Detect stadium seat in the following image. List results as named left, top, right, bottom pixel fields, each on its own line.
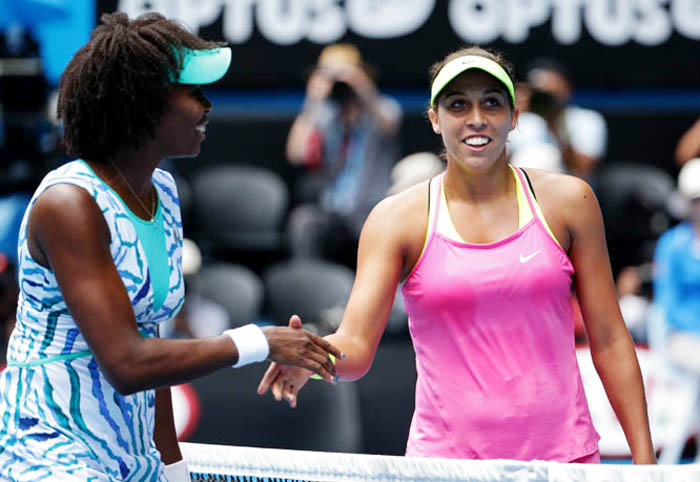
left=191, top=165, right=289, bottom=264
left=263, top=259, right=354, bottom=331
left=595, top=163, right=675, bottom=273
left=198, top=262, right=264, bottom=326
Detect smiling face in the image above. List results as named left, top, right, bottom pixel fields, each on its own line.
left=154, top=84, right=212, bottom=159
left=429, top=69, right=518, bottom=173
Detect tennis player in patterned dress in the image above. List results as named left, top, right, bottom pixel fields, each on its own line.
left=259, top=46, right=656, bottom=464
left=0, top=12, right=341, bottom=481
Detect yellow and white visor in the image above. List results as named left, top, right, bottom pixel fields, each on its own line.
left=430, top=55, right=515, bottom=107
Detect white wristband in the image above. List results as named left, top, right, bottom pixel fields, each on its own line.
left=224, top=324, right=270, bottom=368
left=163, top=459, right=189, bottom=481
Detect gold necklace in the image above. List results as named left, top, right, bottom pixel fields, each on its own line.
left=108, top=159, right=156, bottom=221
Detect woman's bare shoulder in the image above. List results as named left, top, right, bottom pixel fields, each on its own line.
left=31, top=183, right=104, bottom=228
left=370, top=180, right=429, bottom=225
left=523, top=168, right=595, bottom=205
left=523, top=167, right=601, bottom=242
left=359, top=180, right=432, bottom=277
left=29, top=183, right=110, bottom=260
left=363, top=179, right=431, bottom=244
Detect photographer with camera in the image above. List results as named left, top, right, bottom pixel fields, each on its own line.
left=509, top=58, right=607, bottom=181
left=285, top=43, right=402, bottom=267
left=526, top=58, right=607, bottom=180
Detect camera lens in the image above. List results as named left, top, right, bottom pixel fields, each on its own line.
left=330, top=81, right=355, bottom=103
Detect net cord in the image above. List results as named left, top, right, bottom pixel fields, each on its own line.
left=181, top=442, right=700, bottom=482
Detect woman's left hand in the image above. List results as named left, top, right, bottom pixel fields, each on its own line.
left=257, top=315, right=320, bottom=408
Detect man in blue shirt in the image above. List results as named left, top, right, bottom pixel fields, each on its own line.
left=654, top=158, right=700, bottom=342
left=653, top=157, right=700, bottom=464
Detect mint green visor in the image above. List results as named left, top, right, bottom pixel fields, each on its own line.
left=174, top=46, right=232, bottom=85
left=430, top=55, right=515, bottom=108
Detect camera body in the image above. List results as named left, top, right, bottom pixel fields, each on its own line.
left=329, top=80, right=356, bottom=104
left=528, top=88, right=563, bottom=122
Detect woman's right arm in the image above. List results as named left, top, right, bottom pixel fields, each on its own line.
left=28, top=184, right=341, bottom=395
left=258, top=185, right=428, bottom=407
left=285, top=70, right=333, bottom=165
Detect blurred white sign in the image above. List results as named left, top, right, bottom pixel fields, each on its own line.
left=118, top=0, right=700, bottom=46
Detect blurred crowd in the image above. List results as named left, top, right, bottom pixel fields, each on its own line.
left=2, top=31, right=700, bottom=461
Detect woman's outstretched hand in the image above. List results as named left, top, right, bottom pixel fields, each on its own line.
left=258, top=315, right=337, bottom=408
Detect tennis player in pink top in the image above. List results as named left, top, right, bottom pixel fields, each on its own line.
left=258, top=46, right=656, bottom=464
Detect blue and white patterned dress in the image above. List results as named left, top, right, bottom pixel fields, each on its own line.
left=0, top=160, right=185, bottom=481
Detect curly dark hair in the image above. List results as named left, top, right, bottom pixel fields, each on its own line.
left=428, top=45, right=515, bottom=111
left=57, top=11, right=225, bottom=161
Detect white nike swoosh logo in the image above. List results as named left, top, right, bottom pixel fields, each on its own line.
left=519, top=248, right=542, bottom=263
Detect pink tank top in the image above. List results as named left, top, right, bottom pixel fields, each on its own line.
left=401, top=167, right=599, bottom=461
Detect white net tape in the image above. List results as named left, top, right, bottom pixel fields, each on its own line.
left=181, top=442, right=700, bottom=482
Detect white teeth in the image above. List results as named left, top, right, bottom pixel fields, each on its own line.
left=466, top=136, right=489, bottom=146
left=195, top=125, right=206, bottom=133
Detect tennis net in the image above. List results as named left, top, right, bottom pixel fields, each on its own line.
left=181, top=442, right=699, bottom=481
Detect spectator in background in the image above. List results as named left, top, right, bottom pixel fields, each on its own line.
left=508, top=81, right=566, bottom=173
left=653, top=158, right=700, bottom=370
left=285, top=43, right=402, bottom=267
left=675, top=117, right=700, bottom=166
left=616, top=264, right=652, bottom=344
left=0, top=253, right=18, bottom=365
left=652, top=157, right=700, bottom=464
left=0, top=23, right=61, bottom=192
left=0, top=22, right=61, bottom=267
left=517, top=58, right=607, bottom=180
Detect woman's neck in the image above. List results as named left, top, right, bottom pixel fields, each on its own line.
left=444, top=159, right=513, bottom=203
left=107, top=146, right=161, bottom=195
left=84, top=156, right=158, bottom=221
